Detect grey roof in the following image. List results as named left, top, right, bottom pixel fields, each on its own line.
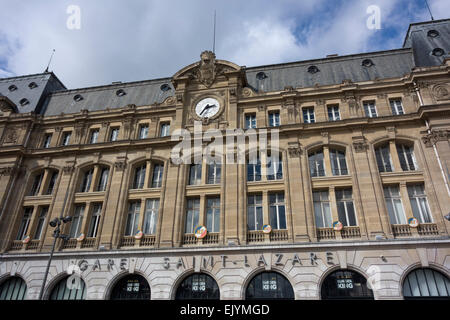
left=42, top=78, right=174, bottom=116
left=403, top=19, right=450, bottom=67
left=0, top=72, right=66, bottom=114
left=245, top=49, right=415, bottom=92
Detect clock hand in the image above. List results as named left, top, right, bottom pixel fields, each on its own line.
left=199, top=104, right=216, bottom=115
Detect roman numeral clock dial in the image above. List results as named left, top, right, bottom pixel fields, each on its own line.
left=195, top=98, right=220, bottom=119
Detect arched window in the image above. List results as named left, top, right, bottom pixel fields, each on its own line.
left=133, top=163, right=147, bottom=189
left=110, top=274, right=151, bottom=300
left=321, top=269, right=373, bottom=300
left=267, top=153, right=283, bottom=180
left=329, top=148, right=348, bottom=175
left=246, top=272, right=294, bottom=300
left=375, top=144, right=393, bottom=172
left=247, top=154, right=261, bottom=182
left=151, top=163, right=164, bottom=188
left=396, top=143, right=418, bottom=171
left=175, top=273, right=219, bottom=300
left=97, top=166, right=110, bottom=191
left=80, top=168, right=94, bottom=192
left=403, top=268, right=450, bottom=299
left=309, top=149, right=325, bottom=177
left=49, top=276, right=86, bottom=300
left=0, top=277, right=27, bottom=300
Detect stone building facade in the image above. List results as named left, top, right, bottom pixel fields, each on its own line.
left=0, top=19, right=449, bottom=300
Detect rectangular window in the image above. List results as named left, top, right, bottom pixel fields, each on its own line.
left=143, top=199, right=159, bottom=235
left=268, top=112, right=280, bottom=127
left=125, top=201, right=140, bottom=236
left=33, top=206, right=48, bottom=240
left=247, top=155, right=261, bottom=182
left=408, top=184, right=433, bottom=223
left=245, top=114, right=257, bottom=129
left=383, top=186, right=407, bottom=225
left=16, top=207, right=33, bottom=240
left=390, top=99, right=404, bottom=115
left=189, top=164, right=202, bottom=185
left=330, top=149, right=348, bottom=176
left=336, top=189, right=357, bottom=226
left=303, top=107, right=315, bottom=123
left=89, top=129, right=99, bottom=144
left=160, top=123, right=170, bottom=137
left=139, top=124, right=149, bottom=139
left=309, top=150, right=325, bottom=177
left=247, top=194, right=263, bottom=231
left=375, top=145, right=393, bottom=172
left=109, top=127, right=119, bottom=142
left=327, top=105, right=340, bottom=121
left=267, top=154, right=283, bottom=180
left=133, top=164, right=146, bottom=189
left=185, top=198, right=200, bottom=234
left=396, top=144, right=418, bottom=171
left=207, top=163, right=221, bottom=184
left=97, top=167, right=109, bottom=191
left=206, top=197, right=220, bottom=233
left=313, top=191, right=332, bottom=228
left=43, top=133, right=52, bottom=148
left=363, top=101, right=377, bottom=118
left=80, top=168, right=94, bottom=193
left=45, top=171, right=58, bottom=195
left=29, top=173, right=44, bottom=196
left=269, top=193, right=286, bottom=230
left=69, top=204, right=85, bottom=238
left=61, top=132, right=71, bottom=146
left=87, top=203, right=102, bottom=238
left=151, top=164, right=164, bottom=188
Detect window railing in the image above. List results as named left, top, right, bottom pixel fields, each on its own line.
left=247, top=231, right=265, bottom=243
left=183, top=233, right=197, bottom=245
left=9, top=240, right=23, bottom=251
left=26, top=240, right=40, bottom=250
left=140, top=235, right=156, bottom=247
left=317, top=228, right=336, bottom=240
left=392, top=224, right=412, bottom=237
left=269, top=229, right=289, bottom=241
left=62, top=239, right=77, bottom=249
left=417, top=223, right=439, bottom=236
left=341, top=226, right=361, bottom=239
left=81, top=237, right=96, bottom=249
left=203, top=233, right=219, bottom=244
left=120, top=236, right=136, bottom=247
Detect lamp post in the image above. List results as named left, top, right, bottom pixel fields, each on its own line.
left=38, top=216, right=72, bottom=300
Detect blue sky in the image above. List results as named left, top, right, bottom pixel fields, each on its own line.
left=0, top=0, right=448, bottom=88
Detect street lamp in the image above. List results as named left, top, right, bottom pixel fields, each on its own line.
left=38, top=216, right=72, bottom=300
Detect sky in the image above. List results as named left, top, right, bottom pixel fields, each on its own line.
left=0, top=0, right=448, bottom=89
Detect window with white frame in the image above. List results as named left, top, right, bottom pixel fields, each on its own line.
left=313, top=191, right=332, bottom=228
left=336, top=189, right=357, bottom=226
left=185, top=198, right=200, bottom=234
left=80, top=168, right=94, bottom=192
left=375, top=144, right=393, bottom=172
left=139, top=124, right=149, bottom=139
left=45, top=171, right=59, bottom=195
left=363, top=101, right=377, bottom=118
left=327, top=105, right=340, bottom=121
left=247, top=194, right=263, bottom=231
left=125, top=201, right=140, bottom=236
left=268, top=111, right=280, bottom=127
left=267, top=153, right=283, bottom=180
left=247, top=154, right=261, bottom=181
left=390, top=99, right=404, bottom=115
left=133, top=164, right=146, bottom=189
left=309, top=149, right=325, bottom=177
left=206, top=197, right=220, bottom=233
left=69, top=204, right=85, bottom=238
left=87, top=203, right=102, bottom=238
left=29, top=172, right=44, bottom=196
left=407, top=184, right=433, bottom=223
left=303, top=107, right=315, bottom=123
left=207, top=162, right=221, bottom=184
left=109, top=127, right=119, bottom=142
left=97, top=167, right=109, bottom=191
left=16, top=207, right=32, bottom=240
left=33, top=206, right=48, bottom=240
left=143, top=199, right=159, bottom=235
left=383, top=186, right=407, bottom=225
left=43, top=133, right=52, bottom=148
left=330, top=149, right=348, bottom=175
left=189, top=163, right=202, bottom=185
left=151, top=164, right=164, bottom=188
left=89, top=129, right=99, bottom=144
left=245, top=114, right=257, bottom=129
left=61, top=132, right=71, bottom=146
left=396, top=144, right=418, bottom=171
left=269, top=193, right=286, bottom=230
left=160, top=123, right=170, bottom=137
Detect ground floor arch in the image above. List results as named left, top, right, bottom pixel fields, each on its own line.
left=175, top=273, right=220, bottom=300
left=245, top=271, right=294, bottom=300
left=320, top=269, right=373, bottom=300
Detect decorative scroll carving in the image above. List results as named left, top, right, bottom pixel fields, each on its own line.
left=353, top=141, right=368, bottom=153
left=241, top=87, right=255, bottom=98
left=114, top=160, right=127, bottom=170
left=0, top=166, right=16, bottom=176
left=288, top=146, right=302, bottom=157
left=258, top=105, right=266, bottom=112
left=3, top=128, right=18, bottom=144
left=422, top=130, right=449, bottom=147
left=432, top=84, right=450, bottom=101
left=63, top=166, right=75, bottom=174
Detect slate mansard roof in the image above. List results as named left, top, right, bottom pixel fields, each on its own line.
left=0, top=19, right=448, bottom=117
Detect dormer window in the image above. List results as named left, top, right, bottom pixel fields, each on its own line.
left=256, top=72, right=268, bottom=80
left=73, top=94, right=83, bottom=102
left=19, top=98, right=29, bottom=106
left=116, top=89, right=126, bottom=97
left=160, top=84, right=171, bottom=92
left=431, top=48, right=445, bottom=57
left=28, top=82, right=38, bottom=89
left=427, top=30, right=439, bottom=38
left=362, top=59, right=374, bottom=67
left=8, top=85, right=18, bottom=92
left=307, top=66, right=319, bottom=74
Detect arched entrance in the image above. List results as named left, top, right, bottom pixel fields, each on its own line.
left=245, top=271, right=294, bottom=300
left=110, top=274, right=151, bottom=300
left=175, top=273, right=219, bottom=300
left=49, top=275, right=86, bottom=300
left=321, top=269, right=373, bottom=300
left=0, top=276, right=27, bottom=300
left=403, top=268, right=450, bottom=299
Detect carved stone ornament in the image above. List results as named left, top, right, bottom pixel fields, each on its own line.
left=422, top=130, right=449, bottom=147
left=432, top=84, right=450, bottom=101
left=288, top=146, right=302, bottom=157
left=3, top=128, right=18, bottom=144
left=0, top=96, right=18, bottom=113
left=241, top=87, right=255, bottom=98
left=192, top=51, right=218, bottom=88
left=0, top=166, right=16, bottom=176
left=114, top=161, right=127, bottom=170
left=353, top=141, right=368, bottom=153
left=63, top=166, right=75, bottom=174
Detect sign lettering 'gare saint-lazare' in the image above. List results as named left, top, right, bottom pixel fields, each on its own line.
left=67, top=252, right=337, bottom=273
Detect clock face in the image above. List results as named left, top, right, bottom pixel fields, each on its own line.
left=195, top=98, right=220, bottom=118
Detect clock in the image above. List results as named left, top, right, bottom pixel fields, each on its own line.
left=195, top=97, right=220, bottom=119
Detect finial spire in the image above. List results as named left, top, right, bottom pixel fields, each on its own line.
left=45, top=49, right=55, bottom=73
left=424, top=0, right=434, bottom=20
